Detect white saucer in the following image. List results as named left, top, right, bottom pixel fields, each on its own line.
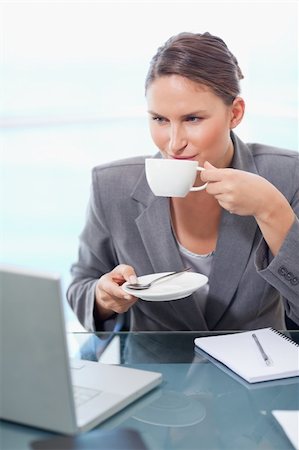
left=122, top=271, right=208, bottom=301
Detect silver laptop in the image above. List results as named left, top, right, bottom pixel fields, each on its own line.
left=0, top=265, right=162, bottom=435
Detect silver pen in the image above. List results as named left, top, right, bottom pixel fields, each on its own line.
left=252, top=333, right=272, bottom=366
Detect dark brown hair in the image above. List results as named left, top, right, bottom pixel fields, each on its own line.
left=145, top=32, right=244, bottom=105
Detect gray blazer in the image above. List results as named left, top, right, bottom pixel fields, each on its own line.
left=67, top=133, right=299, bottom=331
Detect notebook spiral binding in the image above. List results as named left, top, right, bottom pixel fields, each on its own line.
left=270, top=328, right=299, bottom=347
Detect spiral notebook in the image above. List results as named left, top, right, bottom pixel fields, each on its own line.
left=194, top=328, right=299, bottom=383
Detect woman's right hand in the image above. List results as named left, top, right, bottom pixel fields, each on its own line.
left=95, top=264, right=138, bottom=319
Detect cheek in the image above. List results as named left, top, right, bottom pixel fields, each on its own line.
left=192, top=120, right=230, bottom=148
left=149, top=124, right=167, bottom=147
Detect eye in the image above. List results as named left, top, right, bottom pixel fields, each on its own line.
left=151, top=116, right=168, bottom=124
left=185, top=116, right=202, bottom=123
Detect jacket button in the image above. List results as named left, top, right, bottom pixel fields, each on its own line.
left=286, top=272, right=294, bottom=281
left=278, top=266, right=288, bottom=276
left=291, top=277, right=299, bottom=286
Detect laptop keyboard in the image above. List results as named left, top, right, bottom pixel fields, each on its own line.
left=73, top=385, right=102, bottom=407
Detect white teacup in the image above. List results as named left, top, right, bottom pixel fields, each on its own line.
left=145, top=158, right=208, bottom=197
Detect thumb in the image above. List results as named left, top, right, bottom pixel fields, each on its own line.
left=112, top=264, right=138, bottom=284
left=203, top=161, right=216, bottom=169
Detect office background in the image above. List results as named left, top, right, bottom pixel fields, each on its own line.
left=1, top=1, right=298, bottom=330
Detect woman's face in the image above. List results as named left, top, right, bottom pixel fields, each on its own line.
left=146, top=75, right=242, bottom=168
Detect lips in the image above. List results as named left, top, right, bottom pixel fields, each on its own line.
left=171, top=155, right=197, bottom=160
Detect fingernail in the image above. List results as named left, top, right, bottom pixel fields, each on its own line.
left=124, top=295, right=132, bottom=300
left=129, top=275, right=137, bottom=284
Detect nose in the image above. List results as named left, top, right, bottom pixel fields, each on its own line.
left=168, top=123, right=187, bottom=155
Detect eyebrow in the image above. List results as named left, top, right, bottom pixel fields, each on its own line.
left=147, top=110, right=208, bottom=118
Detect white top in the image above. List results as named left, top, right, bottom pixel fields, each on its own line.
left=175, top=239, right=213, bottom=314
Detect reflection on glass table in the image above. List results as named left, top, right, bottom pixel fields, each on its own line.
left=1, top=331, right=298, bottom=450
left=73, top=331, right=299, bottom=450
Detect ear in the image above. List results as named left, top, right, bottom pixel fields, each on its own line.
left=229, top=96, right=245, bottom=129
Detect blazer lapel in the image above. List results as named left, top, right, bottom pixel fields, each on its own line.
left=131, top=170, right=184, bottom=274
left=205, top=133, right=260, bottom=329
left=205, top=211, right=258, bottom=329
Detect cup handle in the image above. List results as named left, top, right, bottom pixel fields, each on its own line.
left=190, top=167, right=208, bottom=192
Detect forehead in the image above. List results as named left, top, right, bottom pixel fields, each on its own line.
left=147, top=74, right=210, bottom=97
left=146, top=75, right=221, bottom=113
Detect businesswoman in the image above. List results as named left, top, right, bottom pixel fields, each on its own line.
left=67, top=32, right=299, bottom=332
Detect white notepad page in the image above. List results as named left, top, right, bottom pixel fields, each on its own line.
left=194, top=328, right=299, bottom=383
left=272, top=410, right=299, bottom=450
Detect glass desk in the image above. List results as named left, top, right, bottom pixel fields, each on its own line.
left=1, top=331, right=299, bottom=450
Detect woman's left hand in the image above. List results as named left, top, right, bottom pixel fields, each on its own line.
left=201, top=161, right=278, bottom=219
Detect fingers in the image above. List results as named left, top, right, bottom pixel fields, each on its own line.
left=203, top=160, right=215, bottom=170
left=111, top=264, right=138, bottom=285
left=200, top=162, right=240, bottom=214
left=96, top=264, right=138, bottom=315
left=100, top=275, right=130, bottom=300
left=200, top=161, right=237, bottom=197
left=101, top=264, right=137, bottom=300
left=201, top=163, right=265, bottom=216
left=201, top=162, right=233, bottom=184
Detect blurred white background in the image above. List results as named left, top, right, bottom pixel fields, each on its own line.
left=0, top=1, right=298, bottom=329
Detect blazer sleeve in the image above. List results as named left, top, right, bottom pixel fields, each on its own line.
left=66, top=168, right=118, bottom=331
left=255, top=164, right=299, bottom=325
